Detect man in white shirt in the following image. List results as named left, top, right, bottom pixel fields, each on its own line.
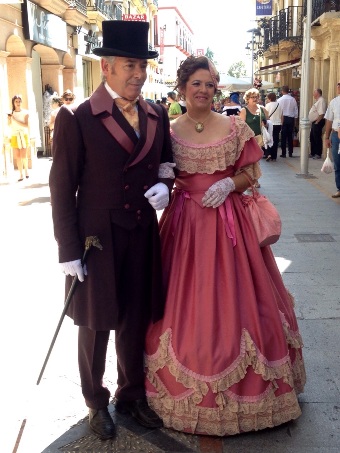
left=308, top=88, right=327, bottom=159
left=324, top=81, right=340, bottom=198
left=277, top=85, right=298, bottom=157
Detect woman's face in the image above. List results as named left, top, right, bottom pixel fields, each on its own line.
left=13, top=98, right=22, bottom=109
left=182, top=69, right=215, bottom=110
left=247, top=93, right=259, bottom=104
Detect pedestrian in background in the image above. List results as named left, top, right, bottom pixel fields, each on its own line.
left=308, top=88, right=327, bottom=159
left=324, top=81, right=340, bottom=198
left=49, top=96, right=63, bottom=137
left=160, top=96, right=169, bottom=111
left=8, top=94, right=30, bottom=181
left=265, top=92, right=282, bottom=162
left=49, top=20, right=174, bottom=440
left=239, top=88, right=269, bottom=187
left=61, top=89, right=75, bottom=105
left=277, top=85, right=298, bottom=158
left=222, top=92, right=241, bottom=116
left=167, top=91, right=182, bottom=120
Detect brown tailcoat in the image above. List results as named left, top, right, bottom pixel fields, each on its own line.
left=49, top=84, right=173, bottom=330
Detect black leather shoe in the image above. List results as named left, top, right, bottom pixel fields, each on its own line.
left=89, top=408, right=116, bottom=440
left=115, top=398, right=163, bottom=428
left=280, top=154, right=286, bottom=158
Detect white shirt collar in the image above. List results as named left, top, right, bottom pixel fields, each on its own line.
left=104, top=82, right=120, bottom=100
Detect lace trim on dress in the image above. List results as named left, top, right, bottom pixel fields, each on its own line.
left=145, top=325, right=306, bottom=436
left=146, top=387, right=302, bottom=436
left=171, top=116, right=255, bottom=174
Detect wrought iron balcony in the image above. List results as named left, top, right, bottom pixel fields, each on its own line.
left=259, top=6, right=303, bottom=52
left=67, top=0, right=87, bottom=15
left=304, top=0, right=340, bottom=23
left=87, top=0, right=122, bottom=20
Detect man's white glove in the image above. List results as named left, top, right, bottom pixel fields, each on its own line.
left=60, top=259, right=87, bottom=282
left=144, top=182, right=169, bottom=210
left=202, top=177, right=235, bottom=208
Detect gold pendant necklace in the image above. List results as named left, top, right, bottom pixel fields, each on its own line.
left=186, top=112, right=211, bottom=133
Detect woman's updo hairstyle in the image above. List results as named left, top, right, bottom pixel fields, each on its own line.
left=175, top=56, right=220, bottom=95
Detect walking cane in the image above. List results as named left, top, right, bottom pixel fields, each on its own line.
left=36, top=235, right=103, bottom=385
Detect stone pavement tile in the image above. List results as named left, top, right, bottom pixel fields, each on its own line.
left=220, top=402, right=340, bottom=452
left=298, top=319, right=340, bottom=404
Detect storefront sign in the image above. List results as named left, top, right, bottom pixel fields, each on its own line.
left=22, top=0, right=67, bottom=52
left=122, top=14, right=147, bottom=21
left=256, top=0, right=272, bottom=16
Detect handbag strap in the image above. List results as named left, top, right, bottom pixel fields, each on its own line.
left=269, top=103, right=279, bottom=118
left=241, top=170, right=259, bottom=198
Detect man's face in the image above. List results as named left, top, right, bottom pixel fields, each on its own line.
left=102, top=57, right=148, bottom=100
left=313, top=90, right=319, bottom=99
left=337, top=82, right=340, bottom=94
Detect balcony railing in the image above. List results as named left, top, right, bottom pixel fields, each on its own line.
left=304, top=0, right=340, bottom=23
left=261, top=6, right=303, bottom=52
left=87, top=0, right=122, bottom=20
left=68, top=0, right=87, bottom=15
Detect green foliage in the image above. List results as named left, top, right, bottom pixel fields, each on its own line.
left=205, top=47, right=218, bottom=67
left=227, top=61, right=247, bottom=78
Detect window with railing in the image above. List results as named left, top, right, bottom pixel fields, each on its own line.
left=259, top=6, right=303, bottom=51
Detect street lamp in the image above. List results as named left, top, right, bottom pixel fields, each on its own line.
left=298, top=0, right=312, bottom=176
left=247, top=28, right=261, bottom=85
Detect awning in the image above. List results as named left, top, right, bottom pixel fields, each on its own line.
left=255, top=62, right=300, bottom=76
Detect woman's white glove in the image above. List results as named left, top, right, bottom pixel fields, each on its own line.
left=202, top=177, right=235, bottom=208
left=144, top=182, right=169, bottom=210
left=60, top=259, right=87, bottom=282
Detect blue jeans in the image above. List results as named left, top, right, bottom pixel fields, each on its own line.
left=331, top=131, right=340, bottom=191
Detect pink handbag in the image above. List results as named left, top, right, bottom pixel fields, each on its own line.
left=241, top=178, right=282, bottom=247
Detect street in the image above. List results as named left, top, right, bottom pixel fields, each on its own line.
left=2, top=153, right=340, bottom=453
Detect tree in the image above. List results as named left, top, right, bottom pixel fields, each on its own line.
left=205, top=47, right=218, bottom=67
left=227, top=61, right=247, bottom=79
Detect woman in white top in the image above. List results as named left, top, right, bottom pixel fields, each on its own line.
left=8, top=95, right=30, bottom=181
left=265, top=92, right=283, bottom=161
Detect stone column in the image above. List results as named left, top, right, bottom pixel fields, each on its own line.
left=63, top=67, right=77, bottom=95
left=0, top=50, right=11, bottom=179
left=328, top=49, right=338, bottom=100
left=313, top=55, right=322, bottom=91
left=41, top=64, right=64, bottom=96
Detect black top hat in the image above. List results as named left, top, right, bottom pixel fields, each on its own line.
left=93, top=20, right=158, bottom=60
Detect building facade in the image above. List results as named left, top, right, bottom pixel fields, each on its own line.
left=0, top=0, right=162, bottom=176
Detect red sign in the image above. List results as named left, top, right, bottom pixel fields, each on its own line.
left=159, top=27, right=165, bottom=63
left=196, top=49, right=205, bottom=57
left=122, top=14, right=147, bottom=21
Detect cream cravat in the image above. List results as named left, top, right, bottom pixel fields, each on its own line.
left=115, top=98, right=139, bottom=132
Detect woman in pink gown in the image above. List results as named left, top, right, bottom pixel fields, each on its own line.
left=144, top=56, right=306, bottom=437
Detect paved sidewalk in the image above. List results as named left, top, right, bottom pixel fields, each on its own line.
left=4, top=151, right=340, bottom=453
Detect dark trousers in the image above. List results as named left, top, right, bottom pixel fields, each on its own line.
left=267, top=125, right=281, bottom=160
left=310, top=119, right=325, bottom=157
left=78, top=224, right=154, bottom=409
left=281, top=116, right=295, bottom=156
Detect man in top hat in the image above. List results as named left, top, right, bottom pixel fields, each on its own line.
left=49, top=20, right=174, bottom=440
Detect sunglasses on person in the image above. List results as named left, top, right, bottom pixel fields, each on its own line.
left=250, top=95, right=258, bottom=99
left=64, top=97, right=73, bottom=101
left=337, top=83, right=340, bottom=86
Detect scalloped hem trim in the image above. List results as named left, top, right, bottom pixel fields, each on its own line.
left=147, top=389, right=302, bottom=436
